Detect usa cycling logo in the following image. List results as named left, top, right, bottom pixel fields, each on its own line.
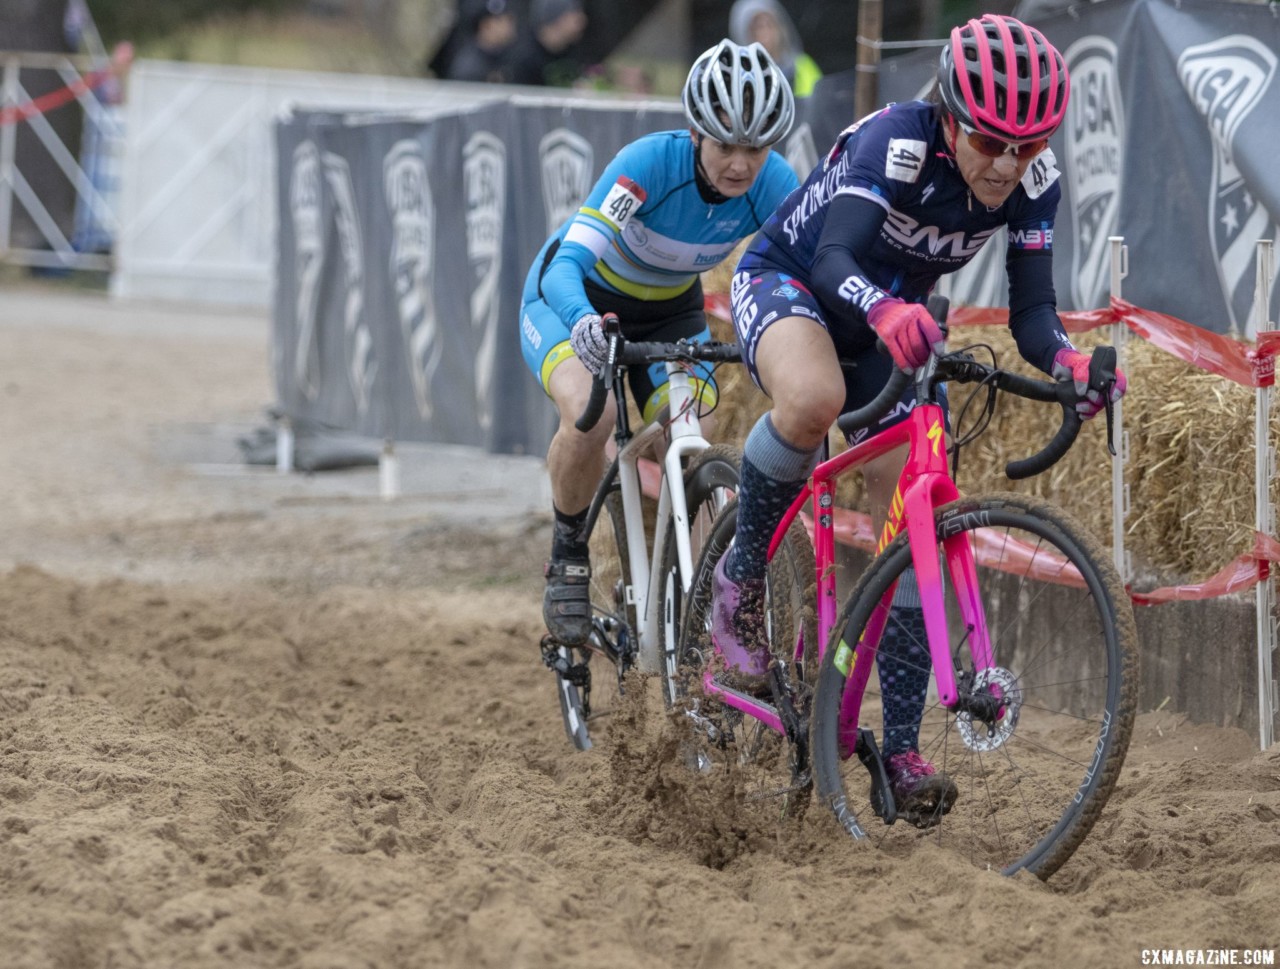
left=1064, top=36, right=1124, bottom=310
left=464, top=132, right=506, bottom=432
left=540, top=129, right=593, bottom=237
left=1178, top=36, right=1277, bottom=334
left=289, top=141, right=322, bottom=402
left=322, top=151, right=375, bottom=415
left=384, top=139, right=440, bottom=420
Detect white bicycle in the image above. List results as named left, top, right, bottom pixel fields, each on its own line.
left=540, top=313, right=741, bottom=750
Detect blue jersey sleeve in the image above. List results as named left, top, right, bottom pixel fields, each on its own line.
left=1004, top=170, right=1070, bottom=374
left=540, top=138, right=660, bottom=325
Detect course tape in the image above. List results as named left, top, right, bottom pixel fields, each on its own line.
left=0, top=43, right=133, bottom=127
left=683, top=291, right=1280, bottom=603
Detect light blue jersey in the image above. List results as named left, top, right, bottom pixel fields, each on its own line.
left=536, top=129, right=797, bottom=324
left=521, top=128, right=798, bottom=405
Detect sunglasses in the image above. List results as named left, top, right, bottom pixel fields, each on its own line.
left=952, top=118, right=1050, bottom=160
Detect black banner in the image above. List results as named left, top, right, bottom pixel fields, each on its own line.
left=877, top=0, right=1280, bottom=335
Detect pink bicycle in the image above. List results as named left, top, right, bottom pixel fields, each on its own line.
left=666, top=296, right=1139, bottom=879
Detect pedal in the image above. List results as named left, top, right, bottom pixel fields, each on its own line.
left=854, top=728, right=897, bottom=825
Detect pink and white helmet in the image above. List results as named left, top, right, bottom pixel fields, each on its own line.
left=937, top=14, right=1069, bottom=141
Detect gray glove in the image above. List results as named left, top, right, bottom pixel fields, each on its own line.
left=569, top=313, right=608, bottom=376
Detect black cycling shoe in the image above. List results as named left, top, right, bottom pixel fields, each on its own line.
left=543, top=557, right=592, bottom=646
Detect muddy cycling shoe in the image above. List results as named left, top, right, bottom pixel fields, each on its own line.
left=543, top=557, right=592, bottom=646
left=884, top=751, right=958, bottom=830
left=710, top=554, right=770, bottom=692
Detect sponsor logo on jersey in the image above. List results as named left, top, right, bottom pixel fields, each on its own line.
left=1065, top=37, right=1124, bottom=309
left=1178, top=36, right=1278, bottom=333
left=773, top=282, right=801, bottom=300
left=384, top=139, right=439, bottom=420
left=837, top=274, right=885, bottom=312
left=882, top=210, right=999, bottom=261
left=289, top=140, right=322, bottom=402
left=540, top=128, right=593, bottom=237
left=885, top=138, right=927, bottom=183
left=1008, top=226, right=1053, bottom=250
left=464, top=132, right=505, bottom=432
left=780, top=154, right=850, bottom=245
left=322, top=152, right=374, bottom=414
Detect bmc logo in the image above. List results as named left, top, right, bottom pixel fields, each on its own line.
left=1009, top=227, right=1052, bottom=249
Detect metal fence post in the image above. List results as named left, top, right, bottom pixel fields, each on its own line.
left=1108, top=236, right=1131, bottom=583
left=1254, top=238, right=1277, bottom=750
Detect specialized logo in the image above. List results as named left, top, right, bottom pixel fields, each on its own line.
left=780, top=153, right=849, bottom=245
left=322, top=152, right=375, bottom=414
left=882, top=209, right=999, bottom=262
left=783, top=121, right=818, bottom=182
left=1178, top=36, right=1278, bottom=333
left=289, top=140, right=323, bottom=402
left=1065, top=37, right=1124, bottom=309
left=540, top=128, right=593, bottom=237
left=885, top=138, right=927, bottom=183
left=464, top=131, right=505, bottom=433
left=384, top=139, right=439, bottom=421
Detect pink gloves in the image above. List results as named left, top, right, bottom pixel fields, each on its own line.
left=1052, top=348, right=1128, bottom=418
left=866, top=298, right=946, bottom=372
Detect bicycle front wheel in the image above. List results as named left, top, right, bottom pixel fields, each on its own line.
left=810, top=493, right=1138, bottom=878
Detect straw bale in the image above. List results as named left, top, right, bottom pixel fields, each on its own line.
left=700, top=261, right=1274, bottom=585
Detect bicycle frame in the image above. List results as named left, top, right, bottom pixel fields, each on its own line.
left=701, top=401, right=994, bottom=754
left=608, top=361, right=716, bottom=675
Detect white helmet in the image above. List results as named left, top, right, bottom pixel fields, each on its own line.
left=682, top=39, right=795, bottom=148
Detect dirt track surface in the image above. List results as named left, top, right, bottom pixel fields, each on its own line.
left=2, top=284, right=1278, bottom=969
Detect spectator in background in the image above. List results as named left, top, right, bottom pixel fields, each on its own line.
left=439, top=0, right=520, bottom=83
left=511, top=0, right=589, bottom=86
left=728, top=0, right=822, bottom=97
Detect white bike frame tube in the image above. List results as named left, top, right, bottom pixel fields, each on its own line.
left=613, top=362, right=714, bottom=674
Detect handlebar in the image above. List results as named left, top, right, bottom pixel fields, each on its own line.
left=574, top=312, right=743, bottom=433
left=835, top=295, right=1120, bottom=480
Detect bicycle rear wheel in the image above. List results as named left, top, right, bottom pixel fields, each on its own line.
left=667, top=496, right=817, bottom=814
left=810, top=493, right=1138, bottom=878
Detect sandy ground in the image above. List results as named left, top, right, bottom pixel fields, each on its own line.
left=1, top=282, right=1278, bottom=969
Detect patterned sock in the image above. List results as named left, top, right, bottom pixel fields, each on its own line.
left=877, top=603, right=932, bottom=757
left=724, top=414, right=820, bottom=584
left=551, top=505, right=589, bottom=560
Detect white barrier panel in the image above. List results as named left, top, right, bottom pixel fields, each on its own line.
left=110, top=60, right=506, bottom=306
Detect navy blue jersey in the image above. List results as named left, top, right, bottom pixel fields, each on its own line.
left=743, top=100, right=1070, bottom=373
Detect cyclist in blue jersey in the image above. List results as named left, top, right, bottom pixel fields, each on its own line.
left=714, top=14, right=1128, bottom=825
left=521, top=39, right=799, bottom=647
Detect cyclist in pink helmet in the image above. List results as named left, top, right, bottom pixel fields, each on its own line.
left=713, top=13, right=1125, bottom=827
left=938, top=13, right=1069, bottom=142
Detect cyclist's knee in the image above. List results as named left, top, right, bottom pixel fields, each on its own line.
left=769, top=376, right=844, bottom=448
